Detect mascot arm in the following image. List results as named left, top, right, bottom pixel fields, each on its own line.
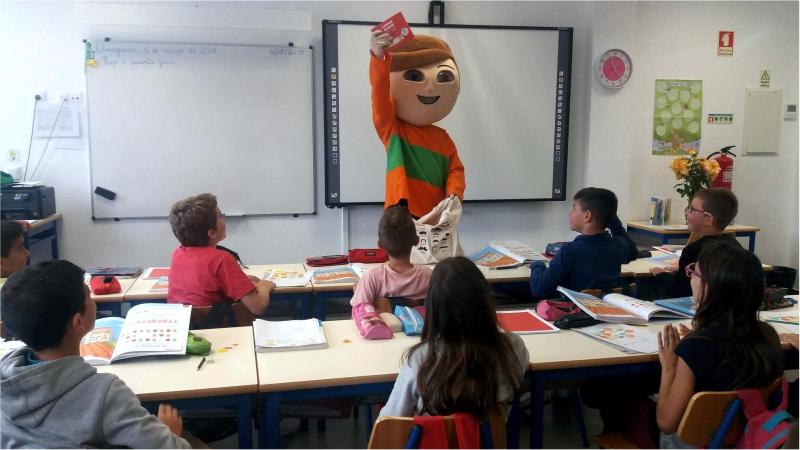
left=445, top=148, right=466, bottom=200
left=369, top=53, right=398, bottom=145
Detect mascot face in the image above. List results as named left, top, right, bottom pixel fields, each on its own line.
left=390, top=58, right=460, bottom=127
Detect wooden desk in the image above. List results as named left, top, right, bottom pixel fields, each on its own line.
left=523, top=306, right=798, bottom=448
left=256, top=320, right=419, bottom=448
left=124, top=264, right=313, bottom=318
left=91, top=275, right=137, bottom=317
left=22, top=213, right=62, bottom=264
left=622, top=250, right=774, bottom=278
left=97, top=326, right=257, bottom=449
left=627, top=221, right=760, bottom=252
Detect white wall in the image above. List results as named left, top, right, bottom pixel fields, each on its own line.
left=627, top=1, right=799, bottom=272
left=1, top=1, right=797, bottom=276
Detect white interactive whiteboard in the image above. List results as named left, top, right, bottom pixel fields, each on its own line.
left=87, top=42, right=314, bottom=219
left=322, top=22, right=573, bottom=207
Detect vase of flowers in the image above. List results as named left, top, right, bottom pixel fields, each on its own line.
left=670, top=150, right=721, bottom=222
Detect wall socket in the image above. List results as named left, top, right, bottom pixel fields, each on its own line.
left=59, top=92, right=84, bottom=103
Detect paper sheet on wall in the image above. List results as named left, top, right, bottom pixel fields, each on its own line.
left=652, top=80, right=702, bottom=155
left=34, top=102, right=80, bottom=138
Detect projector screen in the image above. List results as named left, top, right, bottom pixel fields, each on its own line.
left=322, top=21, right=573, bottom=207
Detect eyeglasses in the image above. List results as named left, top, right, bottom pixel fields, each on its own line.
left=685, top=263, right=703, bottom=279
left=688, top=204, right=711, bottom=216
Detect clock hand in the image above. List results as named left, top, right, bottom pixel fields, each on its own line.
left=611, top=58, right=621, bottom=77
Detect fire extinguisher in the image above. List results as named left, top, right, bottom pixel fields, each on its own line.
left=707, top=146, right=736, bottom=190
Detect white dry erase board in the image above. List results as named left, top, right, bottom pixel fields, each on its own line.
left=87, top=43, right=314, bottom=219
left=322, top=22, right=573, bottom=207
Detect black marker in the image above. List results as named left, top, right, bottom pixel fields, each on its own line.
left=196, top=357, right=206, bottom=371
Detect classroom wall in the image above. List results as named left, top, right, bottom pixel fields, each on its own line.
left=1, top=1, right=797, bottom=276
left=626, top=1, right=799, bottom=274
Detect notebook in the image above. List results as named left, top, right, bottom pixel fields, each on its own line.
left=79, top=304, right=191, bottom=365
left=142, top=267, right=170, bottom=279
left=149, top=276, right=169, bottom=293
left=471, top=240, right=548, bottom=270
left=85, top=266, right=143, bottom=278
left=574, top=323, right=660, bottom=354
left=311, top=267, right=360, bottom=284
left=253, top=318, right=328, bottom=352
left=496, top=310, right=559, bottom=334
left=262, top=269, right=313, bottom=288
left=557, top=287, right=693, bottom=325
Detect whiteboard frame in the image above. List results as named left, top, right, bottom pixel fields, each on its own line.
left=85, top=41, right=316, bottom=220
left=321, top=21, right=574, bottom=208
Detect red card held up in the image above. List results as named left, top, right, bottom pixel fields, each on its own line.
left=371, top=12, right=414, bottom=52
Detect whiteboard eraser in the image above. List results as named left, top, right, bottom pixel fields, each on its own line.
left=94, top=186, right=116, bottom=200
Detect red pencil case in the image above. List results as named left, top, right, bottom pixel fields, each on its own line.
left=89, top=276, right=121, bottom=295
left=305, top=255, right=349, bottom=267
left=348, top=249, right=388, bottom=264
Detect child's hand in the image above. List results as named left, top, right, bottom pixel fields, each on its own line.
left=258, top=280, right=276, bottom=292
left=370, top=30, right=392, bottom=59
left=247, top=275, right=261, bottom=284
left=658, top=324, right=680, bottom=371
left=677, top=323, right=692, bottom=337
left=15, top=220, right=31, bottom=232
left=157, top=404, right=183, bottom=436
left=780, top=333, right=800, bottom=350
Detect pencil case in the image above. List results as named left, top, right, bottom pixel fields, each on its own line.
left=89, top=276, right=121, bottom=295
left=394, top=305, right=424, bottom=335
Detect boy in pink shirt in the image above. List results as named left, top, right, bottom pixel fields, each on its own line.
left=167, top=193, right=275, bottom=315
left=351, top=205, right=432, bottom=339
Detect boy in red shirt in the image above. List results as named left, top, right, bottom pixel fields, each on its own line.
left=167, top=193, right=274, bottom=315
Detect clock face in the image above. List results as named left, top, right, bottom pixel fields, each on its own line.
left=595, top=49, right=632, bottom=88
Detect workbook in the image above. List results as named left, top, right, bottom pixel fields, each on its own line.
left=149, top=276, right=169, bottom=293
left=557, top=287, right=693, bottom=325
left=652, top=245, right=685, bottom=255
left=574, top=323, right=659, bottom=354
left=79, top=304, right=191, bottom=365
left=262, top=268, right=313, bottom=288
left=142, top=267, right=170, bottom=279
left=644, top=254, right=681, bottom=267
left=654, top=297, right=697, bottom=316
left=311, top=267, right=360, bottom=284
left=471, top=240, right=548, bottom=269
left=496, top=310, right=559, bottom=334
left=252, top=318, right=328, bottom=352
left=85, top=266, right=143, bottom=278
left=351, top=263, right=385, bottom=278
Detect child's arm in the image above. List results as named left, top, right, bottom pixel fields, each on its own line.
left=101, top=378, right=192, bottom=448
left=350, top=271, right=378, bottom=306
left=607, top=214, right=639, bottom=263
left=529, top=249, right=568, bottom=298
left=239, top=280, right=275, bottom=315
left=656, top=325, right=695, bottom=434
left=378, top=359, right=420, bottom=418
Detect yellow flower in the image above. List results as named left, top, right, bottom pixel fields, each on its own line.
left=703, top=160, right=721, bottom=181
left=689, top=150, right=697, bottom=156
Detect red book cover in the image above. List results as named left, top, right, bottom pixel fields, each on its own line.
left=371, top=12, right=414, bottom=52
left=497, top=311, right=559, bottom=335
left=144, top=268, right=170, bottom=279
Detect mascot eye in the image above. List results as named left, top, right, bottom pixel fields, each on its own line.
left=437, top=71, right=455, bottom=83
left=403, top=70, right=425, bottom=82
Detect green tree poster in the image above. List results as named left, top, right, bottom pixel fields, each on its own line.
left=652, top=80, right=702, bottom=155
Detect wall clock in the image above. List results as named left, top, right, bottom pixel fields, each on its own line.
left=595, top=49, right=632, bottom=88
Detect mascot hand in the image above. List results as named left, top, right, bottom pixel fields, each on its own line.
left=449, top=193, right=457, bottom=201
left=370, top=30, right=393, bottom=60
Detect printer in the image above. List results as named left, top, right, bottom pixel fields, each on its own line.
left=1, top=185, right=56, bottom=220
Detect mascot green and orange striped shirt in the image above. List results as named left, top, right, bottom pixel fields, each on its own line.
left=369, top=35, right=465, bottom=218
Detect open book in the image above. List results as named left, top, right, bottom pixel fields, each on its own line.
left=253, top=318, right=327, bottom=352
left=654, top=297, right=697, bottom=316
left=471, top=240, right=548, bottom=269
left=644, top=254, right=681, bottom=267
left=311, top=267, right=359, bottom=284
left=557, top=287, right=693, bottom=325
left=262, top=269, right=313, bottom=288
left=79, top=304, right=191, bottom=365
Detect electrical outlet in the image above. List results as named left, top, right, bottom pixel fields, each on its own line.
left=59, top=92, right=84, bottom=103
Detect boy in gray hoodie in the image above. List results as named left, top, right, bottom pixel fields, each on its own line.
left=0, top=260, right=192, bottom=448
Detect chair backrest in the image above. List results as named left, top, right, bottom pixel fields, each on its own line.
left=581, top=287, right=622, bottom=298
left=677, top=378, right=782, bottom=447
left=368, top=407, right=506, bottom=449
left=190, top=302, right=254, bottom=328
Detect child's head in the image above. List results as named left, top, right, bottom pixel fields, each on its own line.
left=377, top=205, right=418, bottom=260
left=570, top=188, right=617, bottom=233
left=688, top=188, right=738, bottom=233
left=409, top=256, right=523, bottom=419
left=1, top=220, right=30, bottom=278
left=690, top=242, right=782, bottom=389
left=169, top=193, right=226, bottom=247
left=1, top=260, right=96, bottom=351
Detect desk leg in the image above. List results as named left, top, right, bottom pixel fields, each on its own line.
left=662, top=235, right=669, bottom=246
left=300, top=293, right=311, bottom=320
left=530, top=372, right=545, bottom=449
left=238, top=394, right=253, bottom=449
left=260, top=394, right=281, bottom=449
left=747, top=232, right=756, bottom=252
left=316, top=293, right=326, bottom=321
left=507, top=397, right=520, bottom=449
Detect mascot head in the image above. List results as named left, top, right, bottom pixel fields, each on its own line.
left=389, top=35, right=460, bottom=127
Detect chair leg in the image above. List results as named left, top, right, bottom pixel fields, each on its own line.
left=365, top=405, right=374, bottom=442
left=571, top=388, right=589, bottom=447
